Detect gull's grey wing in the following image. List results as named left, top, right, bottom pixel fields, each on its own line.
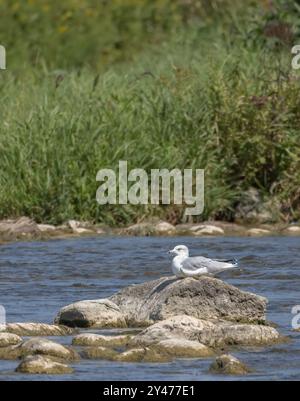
left=182, top=256, right=235, bottom=273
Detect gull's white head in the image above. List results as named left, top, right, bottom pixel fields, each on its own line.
left=168, top=245, right=189, bottom=257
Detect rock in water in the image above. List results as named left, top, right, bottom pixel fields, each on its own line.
left=4, top=322, right=74, bottom=336
left=209, top=354, right=251, bottom=375
left=0, top=333, right=22, bottom=347
left=110, top=276, right=267, bottom=326
left=55, top=299, right=126, bottom=328
left=16, top=355, right=73, bottom=375
left=55, top=276, right=267, bottom=328
left=114, top=347, right=171, bottom=363
left=130, top=315, right=281, bottom=348
left=19, top=338, right=79, bottom=361
left=72, top=333, right=130, bottom=347
left=152, top=339, right=214, bottom=358
left=0, top=332, right=23, bottom=360
left=54, top=276, right=283, bottom=361
left=80, top=347, right=117, bottom=360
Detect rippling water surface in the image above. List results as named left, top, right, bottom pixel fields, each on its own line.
left=0, top=235, right=300, bottom=381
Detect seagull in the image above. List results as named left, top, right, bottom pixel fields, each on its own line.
left=168, top=245, right=238, bottom=278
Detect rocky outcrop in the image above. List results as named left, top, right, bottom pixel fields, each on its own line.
left=4, top=323, right=74, bottom=336
left=110, top=276, right=267, bottom=326
left=54, top=275, right=283, bottom=365
left=209, top=354, right=251, bottom=375
left=16, top=355, right=73, bottom=375
left=72, top=333, right=130, bottom=347
left=130, top=315, right=281, bottom=348
left=55, top=299, right=127, bottom=328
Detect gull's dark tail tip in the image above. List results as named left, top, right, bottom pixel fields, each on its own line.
left=223, top=258, right=239, bottom=266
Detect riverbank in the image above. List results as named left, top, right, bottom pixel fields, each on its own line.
left=1, top=216, right=300, bottom=245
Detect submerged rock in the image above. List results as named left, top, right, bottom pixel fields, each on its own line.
left=110, top=276, right=268, bottom=326
left=55, top=299, right=126, bottom=328
left=72, top=333, right=130, bottom=347
left=209, top=354, right=251, bottom=375
left=0, top=333, right=22, bottom=347
left=16, top=355, right=73, bottom=375
left=114, top=347, right=171, bottom=363
left=5, top=323, right=74, bottom=337
left=153, top=339, right=214, bottom=358
left=80, top=346, right=117, bottom=360
left=130, top=315, right=281, bottom=348
left=19, top=338, right=79, bottom=361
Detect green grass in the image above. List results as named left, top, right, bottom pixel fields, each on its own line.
left=0, top=0, right=300, bottom=225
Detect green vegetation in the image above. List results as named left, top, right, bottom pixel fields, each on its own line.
left=0, top=0, right=300, bottom=225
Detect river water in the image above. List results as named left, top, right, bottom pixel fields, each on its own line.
left=0, top=235, right=299, bottom=381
